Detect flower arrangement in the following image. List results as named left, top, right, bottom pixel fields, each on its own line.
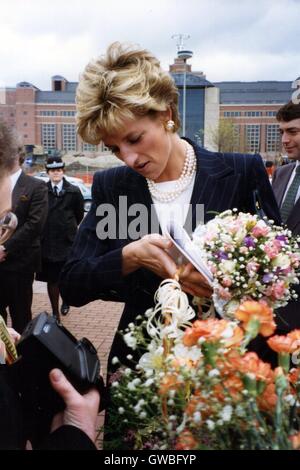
left=106, top=279, right=300, bottom=450
left=192, top=210, right=300, bottom=318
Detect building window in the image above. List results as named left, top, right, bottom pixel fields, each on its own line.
left=42, top=124, right=56, bottom=150
left=23, top=111, right=27, bottom=115
left=40, top=110, right=58, bottom=116
left=82, top=142, right=97, bottom=151
left=224, top=111, right=241, bottom=117
left=246, top=125, right=260, bottom=152
left=54, top=81, right=62, bottom=91
left=266, top=124, right=281, bottom=153
left=10, top=113, right=14, bottom=117
left=100, top=143, right=112, bottom=153
left=24, top=134, right=28, bottom=138
left=62, top=124, right=77, bottom=151
left=266, top=111, right=277, bottom=117
left=24, top=122, right=27, bottom=127
left=61, top=110, right=76, bottom=116
left=244, top=111, right=262, bottom=117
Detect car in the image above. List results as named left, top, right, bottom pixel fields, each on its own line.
left=33, top=174, right=92, bottom=212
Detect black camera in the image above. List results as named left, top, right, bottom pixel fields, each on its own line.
left=8, top=312, right=106, bottom=444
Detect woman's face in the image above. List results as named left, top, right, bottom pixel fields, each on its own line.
left=103, top=114, right=175, bottom=182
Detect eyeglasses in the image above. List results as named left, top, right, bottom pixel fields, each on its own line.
left=0, top=211, right=18, bottom=244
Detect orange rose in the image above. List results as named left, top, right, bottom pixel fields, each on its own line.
left=289, top=432, right=300, bottom=450
left=228, top=352, right=273, bottom=383
left=234, top=300, right=276, bottom=337
left=288, top=368, right=300, bottom=384
left=183, top=318, right=242, bottom=347
left=175, top=430, right=198, bottom=450
left=159, top=374, right=182, bottom=396
left=257, top=382, right=277, bottom=411
left=267, top=335, right=295, bottom=354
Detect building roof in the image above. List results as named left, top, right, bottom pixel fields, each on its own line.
left=16, top=81, right=39, bottom=90
left=51, top=75, right=67, bottom=80
left=172, top=72, right=214, bottom=88
left=214, top=81, right=293, bottom=104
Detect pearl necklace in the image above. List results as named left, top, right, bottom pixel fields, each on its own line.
left=146, top=142, right=197, bottom=202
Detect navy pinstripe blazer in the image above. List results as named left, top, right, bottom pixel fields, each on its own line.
left=59, top=139, right=280, bottom=364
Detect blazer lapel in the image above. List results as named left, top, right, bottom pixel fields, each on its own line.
left=184, top=141, right=238, bottom=233
left=114, top=169, right=161, bottom=240
left=274, top=164, right=295, bottom=206
left=12, top=172, right=27, bottom=212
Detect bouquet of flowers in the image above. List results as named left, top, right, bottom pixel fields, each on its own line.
left=192, top=210, right=300, bottom=318
left=107, top=279, right=300, bottom=450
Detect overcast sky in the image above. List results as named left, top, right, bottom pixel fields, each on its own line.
left=1, top=0, right=299, bottom=90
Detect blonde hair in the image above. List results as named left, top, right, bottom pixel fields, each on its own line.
left=76, top=42, right=180, bottom=144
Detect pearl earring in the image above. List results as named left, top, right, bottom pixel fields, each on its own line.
left=165, top=120, right=175, bottom=132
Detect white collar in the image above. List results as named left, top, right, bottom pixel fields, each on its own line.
left=10, top=169, right=22, bottom=190
left=51, top=180, right=63, bottom=192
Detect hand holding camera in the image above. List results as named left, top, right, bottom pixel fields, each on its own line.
left=6, top=312, right=105, bottom=445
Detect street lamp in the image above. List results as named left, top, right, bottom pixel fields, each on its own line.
left=171, top=34, right=193, bottom=137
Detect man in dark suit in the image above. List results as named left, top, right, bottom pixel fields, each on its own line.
left=0, top=151, right=48, bottom=333
left=272, top=101, right=300, bottom=332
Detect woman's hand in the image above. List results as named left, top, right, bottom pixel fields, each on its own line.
left=122, top=234, right=178, bottom=279
left=49, top=369, right=100, bottom=443
left=179, top=262, right=213, bottom=298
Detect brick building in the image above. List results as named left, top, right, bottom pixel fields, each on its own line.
left=0, top=60, right=294, bottom=161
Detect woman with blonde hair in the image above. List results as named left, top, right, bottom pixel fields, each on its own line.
left=60, top=42, right=280, bottom=370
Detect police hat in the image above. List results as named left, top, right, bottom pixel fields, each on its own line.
left=45, top=157, right=65, bottom=170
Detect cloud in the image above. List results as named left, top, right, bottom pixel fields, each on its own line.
left=0, top=0, right=299, bottom=88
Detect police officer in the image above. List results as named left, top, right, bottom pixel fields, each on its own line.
left=36, top=157, right=84, bottom=320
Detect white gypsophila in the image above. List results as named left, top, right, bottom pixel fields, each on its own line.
left=118, top=407, right=125, bottom=414
left=172, top=343, right=202, bottom=362
left=206, top=419, right=215, bottom=431
left=123, top=332, right=137, bottom=350
left=124, top=368, right=132, bottom=376
left=144, top=378, right=155, bottom=387
left=127, top=381, right=136, bottom=391
left=220, top=405, right=233, bottom=422
left=111, top=381, right=119, bottom=388
left=193, top=411, right=202, bottom=423
left=126, top=354, right=133, bottom=360
left=139, top=412, right=147, bottom=419
left=111, top=356, right=119, bottom=365
left=208, top=369, right=220, bottom=378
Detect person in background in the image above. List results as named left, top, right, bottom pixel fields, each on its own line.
left=0, top=120, right=99, bottom=450
left=0, top=126, right=48, bottom=333
left=59, top=42, right=281, bottom=374
left=36, top=157, right=84, bottom=321
left=265, top=160, right=275, bottom=179
left=272, top=101, right=300, bottom=333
